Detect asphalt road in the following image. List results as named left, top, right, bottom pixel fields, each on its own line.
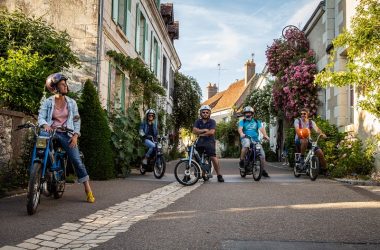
left=1, top=159, right=379, bottom=249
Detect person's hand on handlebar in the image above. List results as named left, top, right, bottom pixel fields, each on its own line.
left=43, top=124, right=53, bottom=133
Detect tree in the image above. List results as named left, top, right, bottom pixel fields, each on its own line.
left=171, top=72, right=202, bottom=148
left=315, top=0, right=380, bottom=118
left=244, top=81, right=274, bottom=124
left=78, top=80, right=115, bottom=180
left=0, top=10, right=79, bottom=114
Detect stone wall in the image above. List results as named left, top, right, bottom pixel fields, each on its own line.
left=0, top=110, right=27, bottom=169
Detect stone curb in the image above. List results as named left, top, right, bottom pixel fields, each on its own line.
left=334, top=178, right=380, bottom=187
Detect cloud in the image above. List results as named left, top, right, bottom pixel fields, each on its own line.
left=286, top=0, right=321, bottom=28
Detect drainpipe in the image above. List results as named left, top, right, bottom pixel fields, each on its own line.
left=95, top=0, right=104, bottom=88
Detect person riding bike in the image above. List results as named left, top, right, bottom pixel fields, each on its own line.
left=38, top=73, right=95, bottom=203
left=192, top=105, right=224, bottom=182
left=139, top=109, right=158, bottom=166
left=238, top=106, right=270, bottom=177
left=294, top=108, right=327, bottom=174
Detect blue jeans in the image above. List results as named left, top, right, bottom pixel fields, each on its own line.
left=54, top=132, right=89, bottom=183
left=144, top=139, right=155, bottom=158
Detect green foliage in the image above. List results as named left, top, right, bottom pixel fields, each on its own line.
left=284, top=117, right=377, bottom=178
left=315, top=0, right=380, bottom=118
left=172, top=72, right=202, bottom=132
left=0, top=10, right=79, bottom=114
left=216, top=117, right=240, bottom=158
left=244, top=81, right=274, bottom=123
left=0, top=47, right=47, bottom=114
left=109, top=102, right=145, bottom=176
left=106, top=50, right=165, bottom=108
left=78, top=80, right=115, bottom=180
left=262, top=141, right=277, bottom=162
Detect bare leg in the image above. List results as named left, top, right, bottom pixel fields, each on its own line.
left=300, top=139, right=308, bottom=155
left=211, top=156, right=221, bottom=175
left=83, top=180, right=92, bottom=193
left=240, top=147, right=248, bottom=160
left=315, top=149, right=327, bottom=170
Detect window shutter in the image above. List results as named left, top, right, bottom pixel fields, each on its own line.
left=135, top=5, right=141, bottom=53
left=112, top=0, right=118, bottom=22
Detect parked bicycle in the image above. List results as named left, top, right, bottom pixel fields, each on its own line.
left=240, top=135, right=263, bottom=181
left=17, top=122, right=76, bottom=215
left=174, top=137, right=214, bottom=186
left=140, top=136, right=166, bottom=179
left=293, top=134, right=323, bottom=181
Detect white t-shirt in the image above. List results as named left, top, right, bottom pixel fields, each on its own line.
left=294, top=118, right=317, bottom=140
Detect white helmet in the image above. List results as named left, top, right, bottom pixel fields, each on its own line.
left=145, top=109, right=156, bottom=117
left=243, top=106, right=254, bottom=114
left=199, top=105, right=211, bottom=113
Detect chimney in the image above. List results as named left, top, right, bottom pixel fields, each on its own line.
left=244, top=59, right=255, bottom=86
left=207, top=83, right=218, bottom=99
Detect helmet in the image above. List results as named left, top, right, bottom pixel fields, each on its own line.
left=199, top=105, right=211, bottom=113
left=145, top=109, right=156, bottom=118
left=243, top=106, right=254, bottom=114
left=45, top=73, right=68, bottom=93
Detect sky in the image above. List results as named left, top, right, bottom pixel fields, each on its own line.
left=169, top=0, right=321, bottom=101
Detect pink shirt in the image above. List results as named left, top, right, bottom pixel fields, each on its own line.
left=51, top=102, right=68, bottom=128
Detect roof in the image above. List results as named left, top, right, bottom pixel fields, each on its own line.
left=202, top=79, right=247, bottom=113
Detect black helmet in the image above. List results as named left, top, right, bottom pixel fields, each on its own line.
left=45, top=73, right=68, bottom=93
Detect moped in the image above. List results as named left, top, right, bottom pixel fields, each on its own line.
left=17, top=122, right=73, bottom=215
left=139, top=136, right=166, bottom=179
left=240, top=135, right=263, bottom=181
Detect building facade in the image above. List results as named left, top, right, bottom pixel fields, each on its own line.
left=0, top=0, right=181, bottom=114
left=303, top=0, right=380, bottom=168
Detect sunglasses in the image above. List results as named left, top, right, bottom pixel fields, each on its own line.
left=202, top=111, right=210, bottom=114
left=301, top=112, right=307, bottom=115
left=148, top=114, right=155, bottom=117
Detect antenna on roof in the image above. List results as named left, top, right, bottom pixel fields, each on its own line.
left=217, top=63, right=227, bottom=91
left=251, top=53, right=255, bottom=61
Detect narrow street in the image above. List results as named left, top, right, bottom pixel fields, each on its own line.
left=1, top=159, right=379, bottom=249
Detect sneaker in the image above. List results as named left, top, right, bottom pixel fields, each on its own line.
left=217, top=175, right=224, bottom=182
left=86, top=191, right=95, bottom=203
left=262, top=170, right=270, bottom=178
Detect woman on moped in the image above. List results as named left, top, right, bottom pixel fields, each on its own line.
left=139, top=109, right=158, bottom=166
left=38, top=73, right=95, bottom=203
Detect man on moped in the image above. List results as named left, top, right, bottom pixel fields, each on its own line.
left=139, top=109, right=158, bottom=166
left=238, top=106, right=270, bottom=177
left=192, top=105, right=224, bottom=182
left=294, top=108, right=327, bottom=174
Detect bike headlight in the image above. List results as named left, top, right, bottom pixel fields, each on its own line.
left=36, top=137, right=48, bottom=148
left=157, top=143, right=162, bottom=149
left=256, top=145, right=261, bottom=150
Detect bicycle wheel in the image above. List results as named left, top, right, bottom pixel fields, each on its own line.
left=252, top=158, right=262, bottom=181
left=174, top=159, right=200, bottom=186
left=309, top=156, right=319, bottom=181
left=27, top=162, right=42, bottom=215
left=154, top=156, right=166, bottom=179
left=53, top=157, right=67, bottom=199
left=293, top=164, right=301, bottom=177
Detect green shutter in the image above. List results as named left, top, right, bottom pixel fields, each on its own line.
left=107, top=62, right=112, bottom=112
left=126, top=0, right=132, bottom=38
left=112, top=0, right=118, bottom=22
left=121, top=74, right=126, bottom=113
left=135, top=5, right=140, bottom=53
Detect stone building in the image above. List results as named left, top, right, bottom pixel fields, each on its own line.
left=303, top=0, right=380, bottom=168
left=0, top=0, right=181, bottom=114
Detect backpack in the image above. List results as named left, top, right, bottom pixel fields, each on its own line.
left=297, top=118, right=313, bottom=130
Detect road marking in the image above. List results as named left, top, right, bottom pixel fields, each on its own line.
left=0, top=182, right=201, bottom=250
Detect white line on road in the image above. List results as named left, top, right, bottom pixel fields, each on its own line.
left=1, top=182, right=201, bottom=250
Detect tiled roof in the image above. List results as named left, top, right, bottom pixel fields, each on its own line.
left=202, top=79, right=247, bottom=112
left=203, top=90, right=225, bottom=108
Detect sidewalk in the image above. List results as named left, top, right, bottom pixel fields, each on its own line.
left=267, top=161, right=380, bottom=187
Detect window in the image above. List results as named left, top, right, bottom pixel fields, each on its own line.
left=112, top=0, right=132, bottom=35
left=162, top=55, right=167, bottom=89
left=107, top=62, right=126, bottom=113
left=349, top=85, right=354, bottom=123
left=135, top=7, right=148, bottom=58
left=152, top=38, right=158, bottom=75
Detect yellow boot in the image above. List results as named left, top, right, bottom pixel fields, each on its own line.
left=86, top=191, right=95, bottom=203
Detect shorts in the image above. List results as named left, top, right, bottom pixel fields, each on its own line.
left=196, top=141, right=216, bottom=157
left=241, top=138, right=265, bottom=158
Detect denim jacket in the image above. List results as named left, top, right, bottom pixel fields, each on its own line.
left=139, top=121, right=158, bottom=140
left=38, top=95, right=81, bottom=136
